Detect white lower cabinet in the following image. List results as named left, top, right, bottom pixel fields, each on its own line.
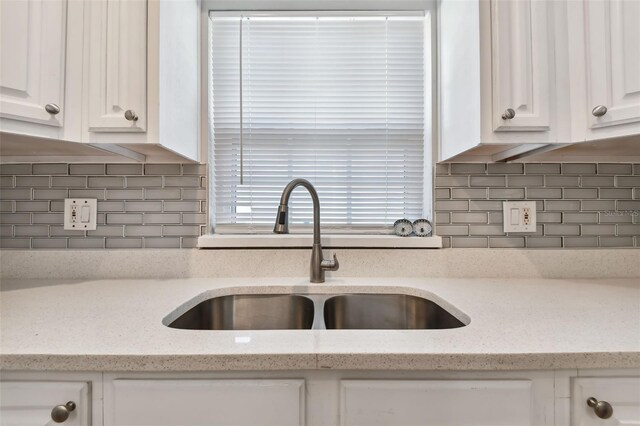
left=340, top=380, right=534, bottom=426
left=572, top=377, right=640, bottom=425
left=105, top=379, right=305, bottom=426
left=0, top=381, right=91, bottom=426
left=2, top=370, right=638, bottom=426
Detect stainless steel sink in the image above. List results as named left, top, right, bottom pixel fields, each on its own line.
left=167, top=292, right=467, bottom=331
left=323, top=294, right=465, bottom=330
left=168, top=294, right=315, bottom=330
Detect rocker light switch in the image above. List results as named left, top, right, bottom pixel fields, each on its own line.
left=64, top=199, right=97, bottom=230
left=503, top=201, right=536, bottom=233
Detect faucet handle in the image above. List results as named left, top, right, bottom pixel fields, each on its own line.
left=321, top=253, right=340, bottom=272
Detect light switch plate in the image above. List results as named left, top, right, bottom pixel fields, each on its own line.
left=503, top=201, right=536, bottom=233
left=64, top=199, right=97, bottom=230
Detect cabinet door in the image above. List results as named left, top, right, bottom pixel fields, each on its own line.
left=584, top=0, right=640, bottom=131
left=491, top=0, right=551, bottom=132
left=0, top=0, right=66, bottom=127
left=0, top=381, right=90, bottom=426
left=86, top=0, right=146, bottom=132
left=106, top=379, right=304, bottom=426
left=572, top=377, right=640, bottom=425
left=340, top=380, right=533, bottom=426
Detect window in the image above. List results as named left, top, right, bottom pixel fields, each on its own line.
left=209, top=11, right=431, bottom=234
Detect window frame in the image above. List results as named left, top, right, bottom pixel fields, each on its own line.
left=199, top=0, right=438, bottom=247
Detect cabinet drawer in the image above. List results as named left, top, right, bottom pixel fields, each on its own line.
left=340, top=380, right=533, bottom=426
left=572, top=377, right=640, bottom=425
left=0, top=381, right=90, bottom=426
left=105, top=379, right=305, bottom=426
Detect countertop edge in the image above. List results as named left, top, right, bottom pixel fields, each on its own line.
left=2, top=352, right=639, bottom=372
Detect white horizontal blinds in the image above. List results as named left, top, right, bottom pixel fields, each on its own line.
left=210, top=17, right=241, bottom=227
left=210, top=14, right=425, bottom=231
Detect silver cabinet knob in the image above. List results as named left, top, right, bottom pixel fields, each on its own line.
left=45, top=103, right=61, bottom=115
left=124, top=110, right=138, bottom=121
left=586, top=397, right=613, bottom=419
left=592, top=105, right=608, bottom=117
left=502, top=108, right=516, bottom=120
left=51, top=401, right=76, bottom=423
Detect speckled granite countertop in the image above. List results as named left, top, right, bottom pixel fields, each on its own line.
left=1, top=277, right=639, bottom=371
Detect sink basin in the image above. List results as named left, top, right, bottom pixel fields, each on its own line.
left=323, top=294, right=465, bottom=329
left=168, top=294, right=315, bottom=330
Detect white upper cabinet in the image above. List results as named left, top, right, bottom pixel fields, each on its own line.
left=491, top=0, right=550, bottom=132
left=439, top=0, right=564, bottom=162
left=566, top=0, right=640, bottom=142
left=583, top=0, right=640, bottom=133
left=440, top=0, right=640, bottom=162
left=0, top=0, right=199, bottom=162
left=0, top=0, right=67, bottom=127
left=86, top=0, right=147, bottom=133
left=82, top=0, right=199, bottom=161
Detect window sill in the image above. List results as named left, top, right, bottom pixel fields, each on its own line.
left=197, top=234, right=442, bottom=249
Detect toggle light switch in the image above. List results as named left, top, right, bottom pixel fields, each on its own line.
left=81, top=205, right=91, bottom=222
left=510, top=208, right=520, bottom=225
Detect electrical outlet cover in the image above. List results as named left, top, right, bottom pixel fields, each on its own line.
left=503, top=201, right=537, bottom=233
left=64, top=199, right=98, bottom=230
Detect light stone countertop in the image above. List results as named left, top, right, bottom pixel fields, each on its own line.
left=1, top=277, right=639, bottom=372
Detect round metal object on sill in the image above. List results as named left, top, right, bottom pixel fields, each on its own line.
left=124, top=109, right=139, bottom=121
left=412, top=219, right=433, bottom=237
left=501, top=108, right=516, bottom=120
left=45, top=103, right=61, bottom=115
left=393, top=219, right=414, bottom=237
left=586, top=397, right=613, bottom=419
left=51, top=401, right=76, bottom=423
left=591, top=105, right=608, bottom=117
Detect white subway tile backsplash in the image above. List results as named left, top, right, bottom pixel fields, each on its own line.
left=15, top=201, right=50, bottom=212
left=145, top=188, right=181, bottom=200
left=436, top=162, right=638, bottom=248
left=164, top=176, right=201, bottom=187
left=69, top=164, right=105, bottom=175
left=563, top=236, right=599, bottom=248
left=0, top=161, right=637, bottom=250
left=105, top=238, right=143, bottom=249
left=15, top=176, right=49, bottom=187
left=597, top=163, right=633, bottom=175
left=33, top=189, right=67, bottom=200
left=32, top=163, right=67, bottom=175
left=88, top=176, right=125, bottom=188
left=145, top=164, right=181, bottom=175
left=106, top=164, right=143, bottom=175
left=124, top=201, right=163, bottom=212
left=1, top=189, right=32, bottom=200
left=470, top=176, right=505, bottom=187
left=124, top=225, right=163, bottom=237
left=126, top=176, right=163, bottom=187
left=163, top=225, right=201, bottom=237
left=51, top=176, right=87, bottom=187
left=525, top=163, right=560, bottom=174
left=487, top=163, right=523, bottom=174
left=563, top=212, right=598, bottom=224
left=562, top=163, right=597, bottom=174
left=0, top=164, right=31, bottom=175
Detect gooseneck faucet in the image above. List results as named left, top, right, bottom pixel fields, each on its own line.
left=274, top=178, right=339, bottom=283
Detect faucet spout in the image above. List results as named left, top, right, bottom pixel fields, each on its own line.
left=273, top=178, right=339, bottom=283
